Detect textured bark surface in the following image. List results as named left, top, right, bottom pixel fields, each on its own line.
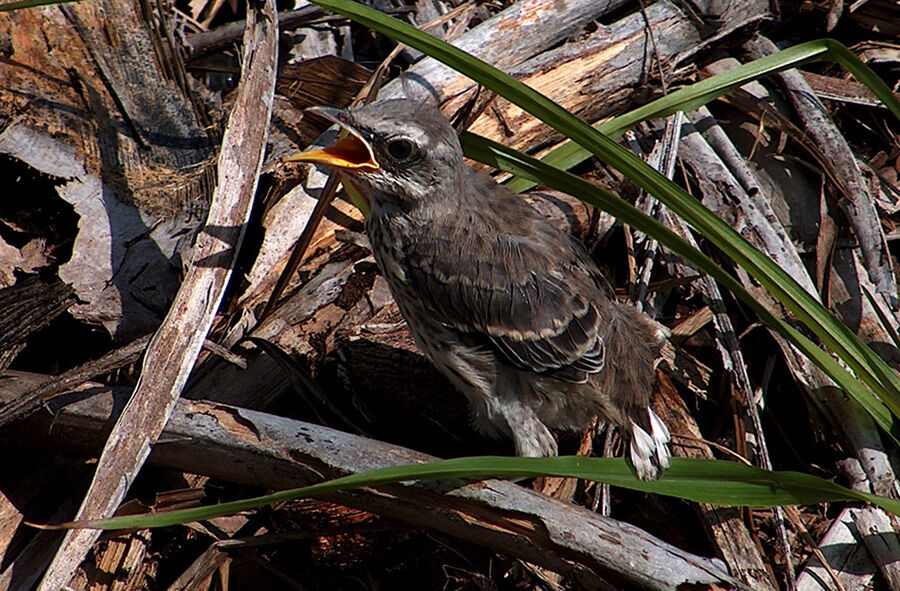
left=1, top=0, right=899, bottom=589
left=2, top=380, right=743, bottom=591
left=0, top=0, right=217, bottom=340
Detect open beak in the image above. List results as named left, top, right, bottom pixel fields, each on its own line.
left=285, top=106, right=379, bottom=171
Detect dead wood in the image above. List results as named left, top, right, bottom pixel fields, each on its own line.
left=275, top=56, right=373, bottom=147
left=656, top=377, right=778, bottom=591
left=0, top=0, right=217, bottom=341
left=34, top=1, right=279, bottom=588
left=165, top=545, right=230, bottom=591
left=638, top=116, right=781, bottom=590
left=689, top=38, right=900, bottom=505
left=797, top=507, right=879, bottom=591
left=378, top=0, right=636, bottom=105
left=852, top=507, right=900, bottom=588
left=442, top=0, right=768, bottom=156
left=745, top=35, right=898, bottom=307
left=2, top=0, right=900, bottom=588
left=3, top=381, right=744, bottom=591
left=673, top=42, right=900, bottom=591
left=185, top=5, right=328, bottom=62
left=0, top=333, right=150, bottom=427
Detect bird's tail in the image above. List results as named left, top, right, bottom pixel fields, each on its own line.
left=628, top=407, right=671, bottom=480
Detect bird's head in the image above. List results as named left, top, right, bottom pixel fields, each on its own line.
left=287, top=99, right=465, bottom=210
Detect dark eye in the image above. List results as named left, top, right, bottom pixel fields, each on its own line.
left=386, top=138, right=415, bottom=161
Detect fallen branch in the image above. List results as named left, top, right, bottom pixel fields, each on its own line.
left=10, top=382, right=743, bottom=591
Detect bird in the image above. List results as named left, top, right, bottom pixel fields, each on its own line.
left=287, top=99, right=671, bottom=479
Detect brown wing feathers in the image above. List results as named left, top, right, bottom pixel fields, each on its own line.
left=404, top=204, right=609, bottom=384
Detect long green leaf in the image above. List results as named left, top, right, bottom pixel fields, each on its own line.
left=506, top=39, right=900, bottom=192
left=308, top=0, right=900, bottom=429
left=54, top=456, right=900, bottom=530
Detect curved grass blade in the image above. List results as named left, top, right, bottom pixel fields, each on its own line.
left=506, top=39, right=900, bottom=192
left=308, top=0, right=900, bottom=427
left=50, top=456, right=900, bottom=530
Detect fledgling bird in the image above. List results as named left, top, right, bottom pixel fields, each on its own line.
left=289, top=99, right=671, bottom=479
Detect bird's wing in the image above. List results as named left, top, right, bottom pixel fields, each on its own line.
left=404, top=201, right=609, bottom=383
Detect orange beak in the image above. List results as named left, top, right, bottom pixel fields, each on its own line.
left=285, top=106, right=379, bottom=171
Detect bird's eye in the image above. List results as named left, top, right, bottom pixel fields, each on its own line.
left=386, top=138, right=416, bottom=161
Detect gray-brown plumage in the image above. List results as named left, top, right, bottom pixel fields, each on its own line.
left=289, top=99, right=671, bottom=479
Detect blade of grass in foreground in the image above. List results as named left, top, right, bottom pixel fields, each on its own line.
left=307, top=0, right=900, bottom=430
left=45, top=456, right=900, bottom=530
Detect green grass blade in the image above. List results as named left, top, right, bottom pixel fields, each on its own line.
left=824, top=39, right=900, bottom=122
left=308, top=0, right=900, bottom=426
left=506, top=39, right=900, bottom=193
left=57, top=456, right=900, bottom=530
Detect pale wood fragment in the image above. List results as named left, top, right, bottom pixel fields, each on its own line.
left=35, top=2, right=279, bottom=587
left=851, top=507, right=900, bottom=590
left=797, top=508, right=876, bottom=591
left=438, top=0, right=768, bottom=154
left=379, top=0, right=634, bottom=105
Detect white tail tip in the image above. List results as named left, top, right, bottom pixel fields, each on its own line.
left=629, top=409, right=672, bottom=480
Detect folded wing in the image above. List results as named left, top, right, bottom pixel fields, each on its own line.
left=404, top=200, right=611, bottom=384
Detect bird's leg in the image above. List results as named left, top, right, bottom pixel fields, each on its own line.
left=493, top=397, right=559, bottom=457
left=512, top=417, right=558, bottom=457
left=464, top=384, right=558, bottom=457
